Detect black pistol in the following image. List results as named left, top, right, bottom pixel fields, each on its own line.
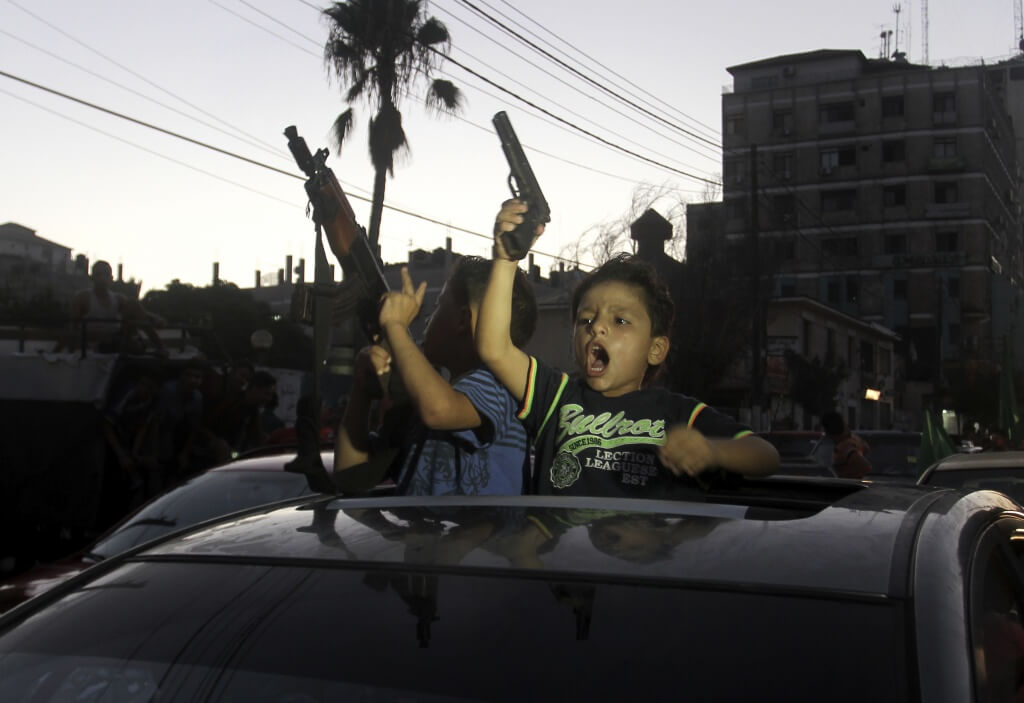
left=492, top=111, right=550, bottom=260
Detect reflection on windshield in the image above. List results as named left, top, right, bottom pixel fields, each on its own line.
left=315, top=504, right=725, bottom=646
left=91, top=471, right=311, bottom=559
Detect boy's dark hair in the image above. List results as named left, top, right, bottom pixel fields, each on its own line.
left=449, top=255, right=537, bottom=347
left=571, top=254, right=675, bottom=338
left=821, top=411, right=846, bottom=436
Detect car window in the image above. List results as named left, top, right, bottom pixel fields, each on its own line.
left=90, top=471, right=313, bottom=559
left=970, top=521, right=1024, bottom=702
left=0, top=561, right=911, bottom=702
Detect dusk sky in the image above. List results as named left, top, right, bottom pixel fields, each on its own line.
left=2, top=0, right=1015, bottom=293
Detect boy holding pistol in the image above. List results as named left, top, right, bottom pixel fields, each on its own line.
left=476, top=200, right=779, bottom=497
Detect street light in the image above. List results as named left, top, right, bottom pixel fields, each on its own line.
left=864, top=388, right=881, bottom=401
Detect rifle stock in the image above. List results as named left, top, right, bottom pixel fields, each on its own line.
left=492, top=111, right=550, bottom=260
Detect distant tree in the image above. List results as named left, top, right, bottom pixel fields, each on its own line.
left=783, top=350, right=847, bottom=420
left=560, top=182, right=689, bottom=267
left=323, top=0, right=462, bottom=251
left=143, top=281, right=311, bottom=369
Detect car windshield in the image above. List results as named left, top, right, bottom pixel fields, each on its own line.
left=89, top=470, right=313, bottom=560
left=0, top=561, right=911, bottom=702
left=923, top=468, right=1024, bottom=504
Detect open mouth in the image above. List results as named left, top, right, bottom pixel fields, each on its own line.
left=587, top=343, right=609, bottom=376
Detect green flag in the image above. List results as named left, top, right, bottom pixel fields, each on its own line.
left=918, top=410, right=956, bottom=476
left=999, top=340, right=1020, bottom=444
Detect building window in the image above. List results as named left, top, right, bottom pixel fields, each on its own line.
left=933, top=137, right=957, bottom=158
left=884, top=233, right=907, bottom=254
left=752, top=75, right=778, bottom=90
left=882, top=140, right=906, bottom=162
left=772, top=109, right=793, bottom=134
left=827, top=279, right=840, bottom=304
left=946, top=277, right=960, bottom=298
left=860, top=340, right=875, bottom=372
left=894, top=278, right=908, bottom=299
left=773, top=237, right=796, bottom=260
left=820, top=145, right=855, bottom=173
left=726, top=197, right=747, bottom=219
left=726, top=115, right=745, bottom=135
left=883, top=185, right=907, bottom=207
left=725, top=158, right=746, bottom=185
left=933, top=92, right=957, bottom=122
left=846, top=275, right=860, bottom=303
left=819, top=102, right=855, bottom=123
left=934, top=182, right=959, bottom=204
left=773, top=195, right=796, bottom=226
left=780, top=277, right=797, bottom=296
left=878, top=348, right=891, bottom=375
left=881, top=95, right=905, bottom=117
left=821, top=189, right=856, bottom=212
left=936, top=230, right=959, bottom=252
left=773, top=152, right=794, bottom=179
left=948, top=323, right=961, bottom=347
left=823, top=237, right=858, bottom=256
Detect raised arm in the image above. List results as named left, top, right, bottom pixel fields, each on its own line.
left=476, top=200, right=541, bottom=402
left=380, top=268, right=481, bottom=431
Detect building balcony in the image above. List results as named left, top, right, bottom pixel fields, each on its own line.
left=818, top=120, right=856, bottom=136
left=927, top=156, right=966, bottom=173
left=925, top=202, right=971, bottom=219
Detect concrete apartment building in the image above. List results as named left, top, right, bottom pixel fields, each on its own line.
left=712, top=48, right=1024, bottom=429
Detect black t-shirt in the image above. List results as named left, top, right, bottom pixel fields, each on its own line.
left=518, top=357, right=753, bottom=498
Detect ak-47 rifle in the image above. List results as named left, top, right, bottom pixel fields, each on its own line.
left=284, top=126, right=401, bottom=496
left=284, top=126, right=389, bottom=340
left=492, top=111, right=550, bottom=260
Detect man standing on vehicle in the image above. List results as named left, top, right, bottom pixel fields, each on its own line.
left=822, top=411, right=872, bottom=479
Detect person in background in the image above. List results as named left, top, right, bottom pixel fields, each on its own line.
left=65, top=260, right=165, bottom=354
left=821, top=410, right=872, bottom=478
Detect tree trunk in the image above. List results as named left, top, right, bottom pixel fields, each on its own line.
left=367, top=166, right=388, bottom=257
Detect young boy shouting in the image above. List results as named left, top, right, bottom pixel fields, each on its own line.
left=477, top=200, right=779, bottom=497
left=335, top=255, right=537, bottom=496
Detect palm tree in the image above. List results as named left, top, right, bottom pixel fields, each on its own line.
left=323, top=0, right=462, bottom=252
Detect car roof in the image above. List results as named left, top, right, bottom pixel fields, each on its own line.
left=929, top=450, right=1024, bottom=471
left=136, top=482, right=1008, bottom=599
left=207, top=449, right=334, bottom=473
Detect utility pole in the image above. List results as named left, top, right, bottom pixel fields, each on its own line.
left=750, top=144, right=763, bottom=430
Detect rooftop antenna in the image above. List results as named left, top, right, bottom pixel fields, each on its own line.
left=892, top=4, right=902, bottom=58
left=921, top=0, right=929, bottom=64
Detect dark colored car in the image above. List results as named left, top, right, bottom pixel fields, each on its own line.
left=0, top=448, right=342, bottom=613
left=813, top=430, right=923, bottom=482
left=757, top=430, right=833, bottom=477
left=1, top=478, right=1023, bottom=701
left=918, top=450, right=1024, bottom=505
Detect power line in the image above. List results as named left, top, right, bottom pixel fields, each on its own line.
left=281, top=0, right=717, bottom=188
left=435, top=2, right=721, bottom=167
left=0, top=69, right=578, bottom=266
left=452, top=0, right=722, bottom=151
left=6, top=0, right=288, bottom=157
left=0, top=28, right=291, bottom=164
left=433, top=49, right=721, bottom=186
left=490, top=0, right=722, bottom=143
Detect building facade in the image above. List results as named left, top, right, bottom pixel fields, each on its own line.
left=720, top=49, right=1024, bottom=423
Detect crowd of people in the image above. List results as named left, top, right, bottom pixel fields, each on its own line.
left=99, top=357, right=280, bottom=508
